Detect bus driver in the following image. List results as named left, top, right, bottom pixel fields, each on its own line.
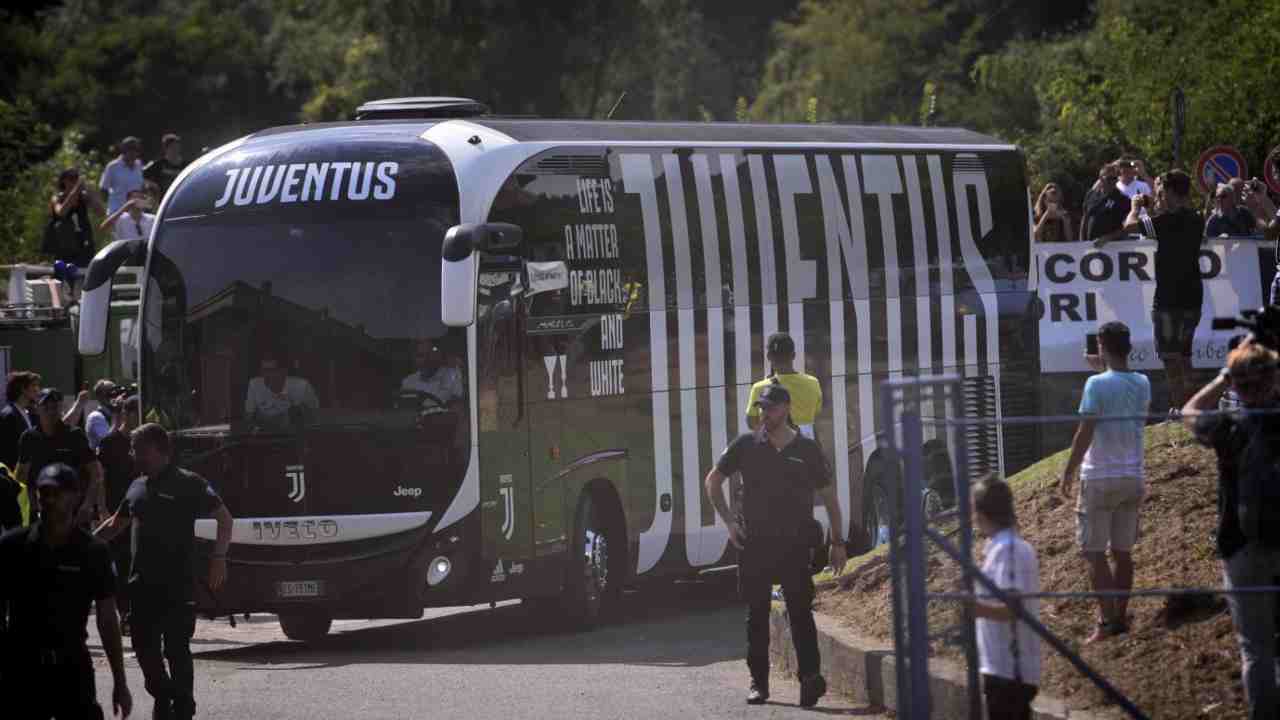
left=400, top=339, right=464, bottom=415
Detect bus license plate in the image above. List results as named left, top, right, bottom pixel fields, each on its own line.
left=277, top=580, right=324, bottom=598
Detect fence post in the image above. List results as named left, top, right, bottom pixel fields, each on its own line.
left=882, top=384, right=912, bottom=717
left=950, top=381, right=983, bottom=720
left=901, top=400, right=932, bottom=718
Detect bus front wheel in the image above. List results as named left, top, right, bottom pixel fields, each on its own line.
left=279, top=610, right=332, bottom=642
left=561, top=490, right=621, bottom=630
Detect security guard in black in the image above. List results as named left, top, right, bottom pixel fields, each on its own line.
left=0, top=463, right=132, bottom=719
left=717, top=423, right=830, bottom=542
left=705, top=383, right=846, bottom=708
left=120, top=463, right=224, bottom=598
left=96, top=423, right=230, bottom=720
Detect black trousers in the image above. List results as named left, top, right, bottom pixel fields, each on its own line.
left=130, top=595, right=197, bottom=719
left=982, top=673, right=1038, bottom=720
left=108, top=537, right=131, bottom=617
left=739, top=543, right=820, bottom=684
left=3, top=652, right=102, bottom=720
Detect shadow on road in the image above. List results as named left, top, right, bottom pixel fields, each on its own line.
left=196, top=574, right=746, bottom=670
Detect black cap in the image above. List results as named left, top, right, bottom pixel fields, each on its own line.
left=36, top=463, right=78, bottom=491
left=755, top=384, right=792, bottom=408
left=36, top=388, right=63, bottom=406
left=766, top=332, right=796, bottom=356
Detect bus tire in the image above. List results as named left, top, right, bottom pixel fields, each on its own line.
left=856, top=458, right=891, bottom=554
left=279, top=610, right=332, bottom=642
left=561, top=489, right=621, bottom=630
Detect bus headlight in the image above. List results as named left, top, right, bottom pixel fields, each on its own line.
left=427, top=556, right=452, bottom=586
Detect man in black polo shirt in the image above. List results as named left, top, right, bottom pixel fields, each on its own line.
left=1107, top=169, right=1205, bottom=411
left=16, top=389, right=105, bottom=527
left=0, top=463, right=132, bottom=719
left=704, top=385, right=848, bottom=707
left=1081, top=162, right=1131, bottom=242
left=96, top=423, right=232, bottom=720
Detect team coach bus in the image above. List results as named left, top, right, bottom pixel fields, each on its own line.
left=77, top=97, right=1040, bottom=640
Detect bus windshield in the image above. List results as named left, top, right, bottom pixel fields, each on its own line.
left=140, top=215, right=469, bottom=441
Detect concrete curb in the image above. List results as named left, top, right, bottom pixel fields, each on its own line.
left=769, top=608, right=1104, bottom=719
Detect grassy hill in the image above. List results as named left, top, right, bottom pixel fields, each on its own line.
left=820, top=422, right=1244, bottom=718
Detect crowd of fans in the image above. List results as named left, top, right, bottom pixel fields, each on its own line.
left=41, top=133, right=187, bottom=269
left=1036, top=157, right=1280, bottom=245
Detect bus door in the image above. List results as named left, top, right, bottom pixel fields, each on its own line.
left=476, top=270, right=535, bottom=592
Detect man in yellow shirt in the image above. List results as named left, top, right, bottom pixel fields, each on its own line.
left=746, top=333, right=823, bottom=439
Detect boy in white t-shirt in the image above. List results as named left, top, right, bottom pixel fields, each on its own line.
left=1060, top=321, right=1151, bottom=642
left=970, top=475, right=1041, bottom=720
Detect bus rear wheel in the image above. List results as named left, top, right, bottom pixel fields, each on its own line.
left=561, top=490, right=620, bottom=630
left=279, top=610, right=332, bottom=642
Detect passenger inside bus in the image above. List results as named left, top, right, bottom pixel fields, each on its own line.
left=244, top=350, right=320, bottom=433
left=399, top=339, right=464, bottom=416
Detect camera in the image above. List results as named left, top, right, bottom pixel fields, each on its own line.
left=1213, top=305, right=1280, bottom=351
left=107, top=383, right=138, bottom=409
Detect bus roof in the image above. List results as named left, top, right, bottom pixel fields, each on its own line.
left=467, top=119, right=1012, bottom=148
left=247, top=118, right=1014, bottom=150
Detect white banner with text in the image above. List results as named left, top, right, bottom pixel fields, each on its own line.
left=1035, top=238, right=1270, bottom=373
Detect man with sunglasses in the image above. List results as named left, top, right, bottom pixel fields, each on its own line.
left=704, top=385, right=847, bottom=708
left=1183, top=340, right=1280, bottom=720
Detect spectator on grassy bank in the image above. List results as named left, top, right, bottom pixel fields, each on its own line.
left=1059, top=321, right=1150, bottom=643
left=1183, top=340, right=1280, bottom=720
left=970, top=475, right=1042, bottom=720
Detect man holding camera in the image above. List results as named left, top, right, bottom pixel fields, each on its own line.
left=704, top=385, right=847, bottom=708
left=1183, top=340, right=1280, bottom=720
left=1081, top=162, right=1131, bottom=242
left=1100, top=170, right=1204, bottom=411
left=1205, top=182, right=1260, bottom=237
left=84, top=379, right=120, bottom=451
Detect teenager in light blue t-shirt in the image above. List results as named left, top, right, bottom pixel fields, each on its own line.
left=1060, top=321, right=1151, bottom=643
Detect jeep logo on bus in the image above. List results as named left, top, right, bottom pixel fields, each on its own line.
left=252, top=519, right=339, bottom=541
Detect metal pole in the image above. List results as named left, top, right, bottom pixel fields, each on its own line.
left=1172, top=87, right=1186, bottom=169
left=881, top=384, right=911, bottom=718
left=902, top=405, right=931, bottom=719
left=949, top=380, right=982, bottom=720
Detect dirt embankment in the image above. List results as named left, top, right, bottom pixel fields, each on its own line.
left=821, top=423, right=1247, bottom=718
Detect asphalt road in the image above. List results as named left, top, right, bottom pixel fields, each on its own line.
left=82, top=576, right=888, bottom=719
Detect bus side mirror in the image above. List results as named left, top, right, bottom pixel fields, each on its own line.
left=79, top=239, right=146, bottom=355
left=441, top=223, right=524, bottom=328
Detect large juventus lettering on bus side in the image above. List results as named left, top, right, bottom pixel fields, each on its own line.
left=621, top=151, right=1001, bottom=575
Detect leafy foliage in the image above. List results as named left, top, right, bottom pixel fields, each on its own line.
left=1, top=0, right=1277, bottom=264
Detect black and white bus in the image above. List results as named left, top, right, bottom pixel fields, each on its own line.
left=78, top=98, right=1039, bottom=640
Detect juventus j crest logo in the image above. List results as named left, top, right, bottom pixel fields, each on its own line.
left=499, top=474, right=515, bottom=541
left=286, top=465, right=306, bottom=503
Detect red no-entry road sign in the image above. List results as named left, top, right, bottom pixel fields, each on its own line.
left=1195, top=145, right=1248, bottom=194
left=1264, top=146, right=1280, bottom=196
